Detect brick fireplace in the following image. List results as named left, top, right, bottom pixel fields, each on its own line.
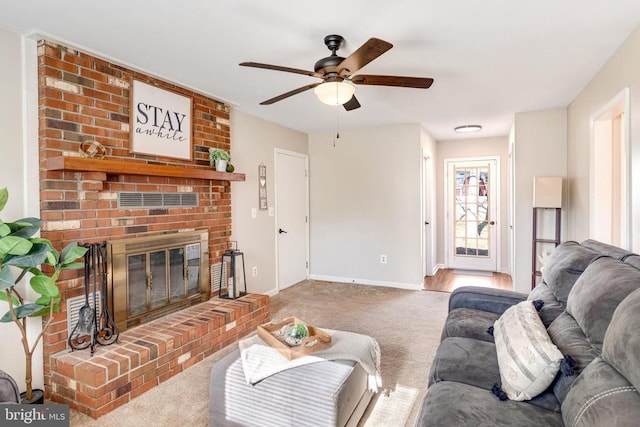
left=36, top=40, right=269, bottom=417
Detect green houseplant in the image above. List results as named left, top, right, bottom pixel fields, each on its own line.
left=0, top=187, right=87, bottom=402
left=208, top=148, right=231, bottom=172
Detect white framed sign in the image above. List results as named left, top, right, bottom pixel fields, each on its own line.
left=258, top=163, right=267, bottom=210
left=131, top=80, right=192, bottom=160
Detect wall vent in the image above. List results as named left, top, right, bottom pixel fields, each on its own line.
left=210, top=262, right=227, bottom=292
left=66, top=292, right=102, bottom=336
left=118, top=192, right=198, bottom=209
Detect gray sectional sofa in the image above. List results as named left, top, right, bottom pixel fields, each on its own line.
left=418, top=240, right=640, bottom=426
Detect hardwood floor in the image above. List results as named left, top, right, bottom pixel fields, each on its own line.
left=423, top=268, right=513, bottom=293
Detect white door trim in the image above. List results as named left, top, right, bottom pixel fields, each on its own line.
left=421, top=150, right=435, bottom=277
left=508, top=128, right=516, bottom=280
left=444, top=156, right=501, bottom=272
left=589, top=87, right=631, bottom=249
left=274, top=148, right=310, bottom=292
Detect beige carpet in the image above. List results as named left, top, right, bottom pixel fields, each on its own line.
left=69, top=280, right=449, bottom=427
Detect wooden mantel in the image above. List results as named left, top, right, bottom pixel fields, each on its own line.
left=45, top=156, right=246, bottom=182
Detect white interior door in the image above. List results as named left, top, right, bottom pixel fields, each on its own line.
left=422, top=153, right=433, bottom=277
left=275, top=149, right=309, bottom=291
left=445, top=158, right=499, bottom=271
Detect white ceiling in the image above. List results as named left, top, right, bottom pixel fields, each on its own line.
left=2, top=0, right=640, bottom=140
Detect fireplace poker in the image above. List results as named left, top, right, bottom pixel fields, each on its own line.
left=68, top=243, right=96, bottom=352
left=95, top=242, right=119, bottom=346
left=68, top=242, right=119, bottom=354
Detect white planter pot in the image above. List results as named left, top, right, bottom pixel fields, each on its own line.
left=215, top=159, right=228, bottom=172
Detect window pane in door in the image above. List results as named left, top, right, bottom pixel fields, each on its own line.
left=454, top=165, right=491, bottom=258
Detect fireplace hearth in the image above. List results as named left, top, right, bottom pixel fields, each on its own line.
left=106, top=231, right=210, bottom=332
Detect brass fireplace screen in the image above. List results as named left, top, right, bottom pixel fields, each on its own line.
left=106, top=231, right=210, bottom=331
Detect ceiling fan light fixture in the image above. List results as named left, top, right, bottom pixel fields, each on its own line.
left=314, top=81, right=355, bottom=106
left=454, top=124, right=482, bottom=133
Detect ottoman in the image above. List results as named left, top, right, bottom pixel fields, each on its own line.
left=209, top=348, right=373, bottom=427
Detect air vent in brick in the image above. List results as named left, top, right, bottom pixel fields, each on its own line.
left=117, top=192, right=199, bottom=209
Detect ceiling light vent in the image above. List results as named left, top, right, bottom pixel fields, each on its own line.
left=117, top=192, right=199, bottom=209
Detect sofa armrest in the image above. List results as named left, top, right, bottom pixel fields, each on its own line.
left=448, top=286, right=527, bottom=314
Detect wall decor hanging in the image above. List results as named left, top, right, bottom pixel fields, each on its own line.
left=259, top=163, right=267, bottom=210
left=130, top=80, right=192, bottom=160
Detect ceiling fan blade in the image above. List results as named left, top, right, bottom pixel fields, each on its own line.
left=343, top=95, right=361, bottom=111
left=260, top=83, right=321, bottom=105
left=351, top=75, right=434, bottom=89
left=337, top=38, right=393, bottom=76
left=240, top=62, right=322, bottom=78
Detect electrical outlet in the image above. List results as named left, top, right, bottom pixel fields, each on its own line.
left=380, top=255, right=387, bottom=264
left=252, top=266, right=258, bottom=277
left=251, top=208, right=257, bottom=218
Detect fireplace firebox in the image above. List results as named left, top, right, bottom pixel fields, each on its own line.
left=106, top=231, right=210, bottom=331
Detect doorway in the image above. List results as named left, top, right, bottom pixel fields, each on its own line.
left=590, top=88, right=630, bottom=249
left=422, top=152, right=434, bottom=277
left=444, top=157, right=499, bottom=271
left=274, top=149, right=309, bottom=291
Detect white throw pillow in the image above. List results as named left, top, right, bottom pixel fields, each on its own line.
left=493, top=300, right=563, bottom=401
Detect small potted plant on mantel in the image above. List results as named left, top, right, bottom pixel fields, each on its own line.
left=0, top=187, right=87, bottom=403
left=209, top=148, right=232, bottom=172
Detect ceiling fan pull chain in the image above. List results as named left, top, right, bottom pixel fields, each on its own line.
left=334, top=106, right=340, bottom=147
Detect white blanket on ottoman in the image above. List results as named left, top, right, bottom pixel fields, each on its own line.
left=239, top=329, right=382, bottom=392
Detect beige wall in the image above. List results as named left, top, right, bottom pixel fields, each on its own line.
left=436, top=136, right=510, bottom=274
left=567, top=25, right=640, bottom=253
left=230, top=109, right=308, bottom=295
left=0, top=30, right=42, bottom=393
left=309, top=124, right=425, bottom=288
left=513, top=108, right=567, bottom=292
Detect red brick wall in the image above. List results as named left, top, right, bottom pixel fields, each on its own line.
left=37, top=40, right=234, bottom=393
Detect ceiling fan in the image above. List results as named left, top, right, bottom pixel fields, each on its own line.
left=240, top=35, right=434, bottom=111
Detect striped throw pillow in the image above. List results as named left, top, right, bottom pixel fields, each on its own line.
left=494, top=301, right=563, bottom=401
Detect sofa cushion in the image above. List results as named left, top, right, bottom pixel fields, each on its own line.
left=447, top=286, right=527, bottom=314
left=580, top=238, right=635, bottom=260
left=441, top=308, right=500, bottom=342
left=494, top=301, right=563, bottom=401
left=527, top=282, right=566, bottom=326
left=623, top=254, right=640, bottom=270
left=541, top=241, right=599, bottom=305
left=602, top=288, right=640, bottom=391
left=561, top=288, right=640, bottom=426
left=561, top=358, right=640, bottom=427
left=547, top=312, right=599, bottom=403
left=429, top=337, right=500, bottom=388
left=417, top=382, right=564, bottom=427
left=566, top=257, right=640, bottom=351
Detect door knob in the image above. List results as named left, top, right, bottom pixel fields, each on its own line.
left=489, top=221, right=495, bottom=225
left=278, top=228, right=287, bottom=234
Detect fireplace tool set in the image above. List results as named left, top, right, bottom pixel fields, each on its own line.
left=68, top=242, right=119, bottom=354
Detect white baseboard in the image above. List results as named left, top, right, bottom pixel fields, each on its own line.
left=308, top=274, right=423, bottom=291
left=431, top=263, right=510, bottom=276
left=263, top=288, right=279, bottom=297
left=431, top=264, right=445, bottom=276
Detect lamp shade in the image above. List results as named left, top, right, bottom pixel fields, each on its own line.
left=533, top=176, right=562, bottom=208
left=314, top=81, right=355, bottom=105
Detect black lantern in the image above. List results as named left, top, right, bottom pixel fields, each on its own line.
left=219, top=242, right=247, bottom=299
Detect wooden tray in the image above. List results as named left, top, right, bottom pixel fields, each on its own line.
left=257, top=317, right=332, bottom=360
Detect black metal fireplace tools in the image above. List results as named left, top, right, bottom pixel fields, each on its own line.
left=68, top=242, right=119, bottom=354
